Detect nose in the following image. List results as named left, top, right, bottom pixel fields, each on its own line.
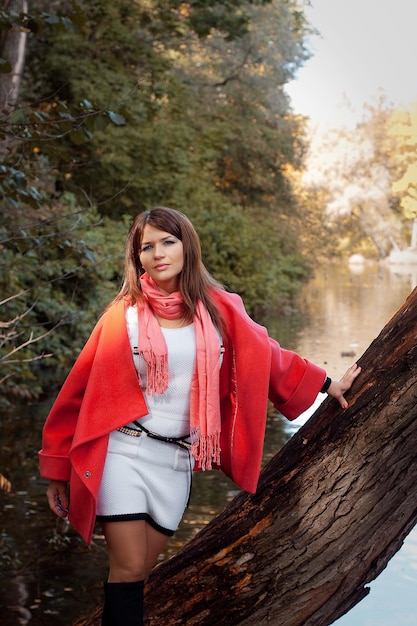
left=153, top=244, right=165, bottom=258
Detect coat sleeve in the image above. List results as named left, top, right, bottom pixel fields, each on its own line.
left=268, top=337, right=326, bottom=420
left=212, top=288, right=327, bottom=422
left=38, top=316, right=105, bottom=482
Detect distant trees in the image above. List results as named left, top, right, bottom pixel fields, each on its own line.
left=16, top=0, right=309, bottom=217
left=300, top=97, right=417, bottom=259
left=3, top=2, right=416, bottom=404
left=0, top=1, right=315, bottom=404
left=388, top=104, right=417, bottom=228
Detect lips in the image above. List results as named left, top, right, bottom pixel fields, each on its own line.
left=154, top=264, right=169, bottom=271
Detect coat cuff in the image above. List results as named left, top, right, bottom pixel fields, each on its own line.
left=273, top=360, right=326, bottom=421
left=38, top=451, right=71, bottom=482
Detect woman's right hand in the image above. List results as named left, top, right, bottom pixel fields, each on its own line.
left=327, top=363, right=361, bottom=409
left=46, top=480, right=69, bottom=518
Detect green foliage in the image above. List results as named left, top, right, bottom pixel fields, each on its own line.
left=186, top=192, right=310, bottom=314
left=206, top=213, right=309, bottom=315
left=0, top=2, right=86, bottom=39
left=17, top=0, right=309, bottom=216
left=0, top=0, right=315, bottom=401
left=0, top=198, right=126, bottom=406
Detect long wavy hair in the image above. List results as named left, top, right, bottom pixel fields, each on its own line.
left=113, top=207, right=225, bottom=331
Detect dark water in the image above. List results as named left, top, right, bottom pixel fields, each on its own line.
left=0, top=261, right=415, bottom=625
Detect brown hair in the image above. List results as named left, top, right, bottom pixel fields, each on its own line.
left=114, top=206, right=225, bottom=331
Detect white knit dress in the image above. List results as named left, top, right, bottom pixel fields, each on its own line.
left=96, top=306, right=196, bottom=536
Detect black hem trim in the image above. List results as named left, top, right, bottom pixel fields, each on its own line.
left=96, top=512, right=175, bottom=537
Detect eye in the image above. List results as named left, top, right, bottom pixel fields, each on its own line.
left=140, top=244, right=152, bottom=253
left=164, top=239, right=176, bottom=246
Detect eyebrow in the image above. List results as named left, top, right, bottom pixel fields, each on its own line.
left=141, top=234, right=175, bottom=246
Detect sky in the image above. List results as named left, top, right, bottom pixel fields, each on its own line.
left=286, top=0, right=417, bottom=128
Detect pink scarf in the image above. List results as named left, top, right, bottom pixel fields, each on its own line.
left=138, top=273, right=221, bottom=470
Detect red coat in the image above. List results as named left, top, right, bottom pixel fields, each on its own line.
left=39, top=291, right=325, bottom=544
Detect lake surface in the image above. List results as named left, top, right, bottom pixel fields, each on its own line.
left=0, top=261, right=415, bottom=625
left=274, top=262, right=417, bottom=626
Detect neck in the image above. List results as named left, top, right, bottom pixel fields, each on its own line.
left=154, top=313, right=191, bottom=328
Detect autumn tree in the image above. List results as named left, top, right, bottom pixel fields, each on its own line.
left=299, top=100, right=406, bottom=259
left=1, top=0, right=316, bottom=401
left=385, top=103, right=417, bottom=245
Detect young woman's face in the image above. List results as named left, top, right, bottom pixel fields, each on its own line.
left=139, top=224, right=184, bottom=293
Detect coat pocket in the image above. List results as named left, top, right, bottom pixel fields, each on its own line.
left=107, top=429, right=142, bottom=459
left=173, top=447, right=194, bottom=472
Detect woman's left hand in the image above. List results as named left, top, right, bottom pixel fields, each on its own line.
left=327, top=363, right=361, bottom=409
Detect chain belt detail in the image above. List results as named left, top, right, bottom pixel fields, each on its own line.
left=117, top=421, right=192, bottom=451
left=117, top=425, right=143, bottom=438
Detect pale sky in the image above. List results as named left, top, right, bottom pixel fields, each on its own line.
left=286, top=0, right=417, bottom=127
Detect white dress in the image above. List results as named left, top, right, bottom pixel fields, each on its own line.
left=96, top=306, right=196, bottom=536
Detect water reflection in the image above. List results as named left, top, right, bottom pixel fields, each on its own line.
left=336, top=529, right=417, bottom=626
left=0, top=262, right=415, bottom=625
left=275, top=263, right=417, bottom=626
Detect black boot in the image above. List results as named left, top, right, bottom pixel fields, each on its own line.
left=101, top=583, right=112, bottom=626
left=102, top=580, right=144, bottom=626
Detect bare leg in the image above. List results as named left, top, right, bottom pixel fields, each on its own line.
left=102, top=520, right=170, bottom=582
left=101, top=521, right=169, bottom=625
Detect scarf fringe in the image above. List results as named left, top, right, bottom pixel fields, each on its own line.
left=191, top=429, right=221, bottom=471
left=142, top=351, right=169, bottom=395
left=138, top=274, right=222, bottom=471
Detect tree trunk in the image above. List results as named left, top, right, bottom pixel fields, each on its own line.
left=74, top=287, right=417, bottom=626
left=0, top=0, right=28, bottom=107
left=0, top=0, right=28, bottom=158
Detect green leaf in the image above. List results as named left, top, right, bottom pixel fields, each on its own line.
left=69, top=128, right=87, bottom=145
left=80, top=98, right=93, bottom=110
left=70, top=2, right=87, bottom=29
left=9, top=108, right=27, bottom=124
left=108, top=111, right=126, bottom=126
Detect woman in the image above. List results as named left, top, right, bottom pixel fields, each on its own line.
left=39, top=207, right=360, bottom=625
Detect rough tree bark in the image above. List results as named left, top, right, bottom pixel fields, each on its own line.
left=75, top=287, right=417, bottom=626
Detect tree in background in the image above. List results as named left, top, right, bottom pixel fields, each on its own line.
left=0, top=0, right=315, bottom=403
left=386, top=104, right=417, bottom=246
left=299, top=98, right=413, bottom=260
left=0, top=3, right=132, bottom=403
left=19, top=1, right=308, bottom=213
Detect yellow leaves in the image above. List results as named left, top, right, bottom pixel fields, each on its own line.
left=256, top=63, right=267, bottom=76
left=392, top=163, right=417, bottom=193
left=399, top=195, right=417, bottom=220
left=387, top=107, right=417, bottom=145
left=387, top=103, right=417, bottom=220
left=178, top=3, right=190, bottom=19
left=281, top=162, right=296, bottom=179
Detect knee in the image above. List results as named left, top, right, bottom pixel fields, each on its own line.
left=108, top=569, right=146, bottom=583
left=108, top=560, right=146, bottom=583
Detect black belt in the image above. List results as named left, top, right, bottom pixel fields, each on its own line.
left=117, top=420, right=192, bottom=451
left=116, top=420, right=193, bottom=507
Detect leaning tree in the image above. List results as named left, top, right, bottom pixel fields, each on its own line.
left=75, top=286, right=417, bottom=626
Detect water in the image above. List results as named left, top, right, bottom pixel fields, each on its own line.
left=0, top=261, right=415, bottom=625
left=288, top=262, right=417, bottom=626
left=283, top=263, right=417, bottom=625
